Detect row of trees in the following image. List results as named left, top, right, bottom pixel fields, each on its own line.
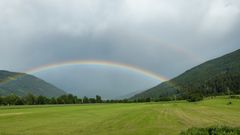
left=2, top=84, right=238, bottom=106
left=0, top=93, right=188, bottom=106
left=0, top=93, right=167, bottom=106
left=4, top=87, right=236, bottom=105
left=0, top=93, right=103, bottom=105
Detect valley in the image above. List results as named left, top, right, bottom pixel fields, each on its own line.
left=0, top=97, right=239, bottom=135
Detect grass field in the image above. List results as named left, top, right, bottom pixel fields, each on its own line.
left=0, top=97, right=239, bottom=135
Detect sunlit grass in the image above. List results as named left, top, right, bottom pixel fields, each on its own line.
left=0, top=97, right=239, bottom=135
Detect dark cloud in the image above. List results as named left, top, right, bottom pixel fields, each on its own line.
left=0, top=0, right=239, bottom=98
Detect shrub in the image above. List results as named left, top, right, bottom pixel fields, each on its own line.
left=227, top=101, right=232, bottom=105
left=186, top=94, right=203, bottom=102
left=180, top=126, right=240, bottom=135
left=229, top=95, right=240, bottom=99
left=159, top=97, right=173, bottom=101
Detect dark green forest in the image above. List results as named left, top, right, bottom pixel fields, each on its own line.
left=132, top=49, right=240, bottom=101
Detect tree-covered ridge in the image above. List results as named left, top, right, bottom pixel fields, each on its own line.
left=0, top=70, right=66, bottom=97
left=131, top=49, right=240, bottom=100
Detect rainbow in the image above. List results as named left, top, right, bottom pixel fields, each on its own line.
left=1, top=60, right=169, bottom=85
left=26, top=60, right=168, bottom=82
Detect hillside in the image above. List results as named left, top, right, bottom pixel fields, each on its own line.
left=131, top=49, right=240, bottom=99
left=0, top=70, right=66, bottom=97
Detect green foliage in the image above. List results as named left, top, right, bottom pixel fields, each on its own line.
left=180, top=126, right=240, bottom=135
left=186, top=93, right=203, bottom=102
left=0, top=96, right=2, bottom=105
left=201, top=72, right=240, bottom=96
left=24, top=93, right=36, bottom=105
left=0, top=93, right=82, bottom=105
left=158, top=96, right=174, bottom=101
left=89, top=98, right=96, bottom=103
left=49, top=97, right=57, bottom=104
left=83, top=96, right=89, bottom=103
left=145, top=97, right=151, bottom=102
left=37, top=95, right=49, bottom=104
left=132, top=49, right=240, bottom=100
left=229, top=95, right=240, bottom=99
left=96, top=95, right=102, bottom=103
left=0, top=97, right=240, bottom=135
left=0, top=70, right=66, bottom=97
left=227, top=101, right=232, bottom=105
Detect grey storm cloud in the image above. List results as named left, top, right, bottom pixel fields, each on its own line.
left=0, top=0, right=240, bottom=98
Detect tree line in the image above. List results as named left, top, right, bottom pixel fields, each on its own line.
left=0, top=93, right=188, bottom=106
left=1, top=93, right=239, bottom=106
left=0, top=93, right=103, bottom=105
left=0, top=93, right=159, bottom=106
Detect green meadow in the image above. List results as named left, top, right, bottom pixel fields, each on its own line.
left=0, top=97, right=239, bottom=135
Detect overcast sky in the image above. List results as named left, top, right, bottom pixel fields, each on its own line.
left=0, top=0, right=239, bottom=98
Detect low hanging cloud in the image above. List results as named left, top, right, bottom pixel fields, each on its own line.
left=0, top=0, right=239, bottom=98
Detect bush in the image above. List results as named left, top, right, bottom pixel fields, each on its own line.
left=180, top=126, right=240, bottom=135
left=229, top=95, right=240, bottom=99
left=158, top=97, right=173, bottom=101
left=187, top=94, right=203, bottom=102
left=227, top=101, right=232, bottom=105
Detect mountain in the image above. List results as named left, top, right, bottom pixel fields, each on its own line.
left=131, top=49, right=240, bottom=100
left=0, top=70, right=66, bottom=97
